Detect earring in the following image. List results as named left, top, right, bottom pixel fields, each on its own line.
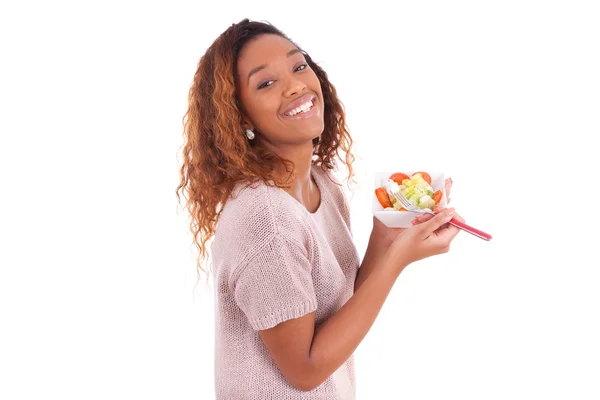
left=246, top=129, right=255, bottom=140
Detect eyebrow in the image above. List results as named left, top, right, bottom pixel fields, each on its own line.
left=246, top=48, right=303, bottom=86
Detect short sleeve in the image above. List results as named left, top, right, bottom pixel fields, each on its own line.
left=232, top=233, right=318, bottom=331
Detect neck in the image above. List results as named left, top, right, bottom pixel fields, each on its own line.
left=261, top=139, right=319, bottom=209
left=263, top=139, right=314, bottom=183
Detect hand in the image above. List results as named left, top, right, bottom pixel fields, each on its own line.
left=371, top=215, right=407, bottom=248
left=387, top=208, right=464, bottom=271
left=412, top=206, right=465, bottom=226
left=360, top=217, right=408, bottom=275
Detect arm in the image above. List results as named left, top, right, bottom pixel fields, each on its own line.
left=355, top=217, right=404, bottom=292
left=259, top=250, right=406, bottom=391
left=258, top=209, right=458, bottom=391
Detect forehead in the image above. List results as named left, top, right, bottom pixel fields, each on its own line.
left=237, top=34, right=298, bottom=71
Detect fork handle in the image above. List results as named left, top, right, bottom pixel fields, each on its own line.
left=447, top=217, right=492, bottom=241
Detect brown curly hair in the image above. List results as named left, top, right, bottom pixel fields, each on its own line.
left=176, top=19, right=356, bottom=278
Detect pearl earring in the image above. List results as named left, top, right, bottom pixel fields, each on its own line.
left=246, top=129, right=255, bottom=140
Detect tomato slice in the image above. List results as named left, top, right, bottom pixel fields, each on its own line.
left=389, top=172, right=410, bottom=185
left=432, top=190, right=442, bottom=204
left=412, top=171, right=432, bottom=184
left=375, top=187, right=393, bottom=208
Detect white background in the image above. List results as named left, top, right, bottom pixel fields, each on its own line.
left=1, top=0, right=599, bottom=399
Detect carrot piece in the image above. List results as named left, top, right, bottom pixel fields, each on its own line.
left=375, top=187, right=393, bottom=208
left=432, top=190, right=442, bottom=204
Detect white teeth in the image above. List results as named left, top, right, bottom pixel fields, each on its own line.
left=286, top=99, right=313, bottom=116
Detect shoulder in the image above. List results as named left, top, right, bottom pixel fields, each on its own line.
left=212, top=179, right=311, bottom=265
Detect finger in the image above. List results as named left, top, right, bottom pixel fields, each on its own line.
left=419, top=208, right=455, bottom=237
left=413, top=209, right=461, bottom=226
left=450, top=212, right=465, bottom=223
left=411, top=215, right=429, bottom=225
left=433, top=205, right=447, bottom=214
left=411, top=213, right=434, bottom=225
left=440, top=212, right=466, bottom=239
left=438, top=221, right=451, bottom=230
left=434, top=221, right=461, bottom=242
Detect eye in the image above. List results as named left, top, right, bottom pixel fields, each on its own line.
left=295, top=63, right=308, bottom=72
left=257, top=80, right=274, bottom=90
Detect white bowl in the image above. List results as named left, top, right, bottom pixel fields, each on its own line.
left=372, top=171, right=449, bottom=228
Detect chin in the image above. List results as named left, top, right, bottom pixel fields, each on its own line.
left=306, top=128, right=324, bottom=142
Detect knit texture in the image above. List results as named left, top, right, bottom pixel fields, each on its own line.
left=211, top=165, right=361, bottom=399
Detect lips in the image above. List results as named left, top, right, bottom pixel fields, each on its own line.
left=282, top=94, right=316, bottom=116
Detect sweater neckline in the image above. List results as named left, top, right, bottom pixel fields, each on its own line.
left=279, top=167, right=325, bottom=216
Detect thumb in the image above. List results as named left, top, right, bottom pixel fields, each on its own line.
left=419, top=208, right=455, bottom=237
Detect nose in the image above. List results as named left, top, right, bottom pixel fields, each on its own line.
left=283, top=75, right=306, bottom=98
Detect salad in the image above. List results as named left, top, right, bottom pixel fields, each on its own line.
left=374, top=171, right=453, bottom=212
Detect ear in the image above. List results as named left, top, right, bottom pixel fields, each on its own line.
left=240, top=114, right=254, bottom=132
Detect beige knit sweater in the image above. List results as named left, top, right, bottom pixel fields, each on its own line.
left=211, top=164, right=361, bottom=399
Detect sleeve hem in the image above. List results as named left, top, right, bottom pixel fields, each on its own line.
left=249, top=299, right=318, bottom=331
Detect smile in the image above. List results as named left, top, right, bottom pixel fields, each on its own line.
left=284, top=98, right=314, bottom=117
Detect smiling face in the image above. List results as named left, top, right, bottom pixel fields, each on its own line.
left=236, top=34, right=325, bottom=147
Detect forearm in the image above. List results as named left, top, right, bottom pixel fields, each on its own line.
left=354, top=231, right=393, bottom=292
left=305, top=254, right=406, bottom=389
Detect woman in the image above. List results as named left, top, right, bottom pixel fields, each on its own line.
left=177, top=18, right=463, bottom=399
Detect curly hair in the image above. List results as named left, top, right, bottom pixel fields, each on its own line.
left=176, top=19, right=356, bottom=278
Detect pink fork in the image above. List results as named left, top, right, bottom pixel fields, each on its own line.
left=387, top=189, right=492, bottom=241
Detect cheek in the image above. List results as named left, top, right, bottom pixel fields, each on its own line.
left=311, top=75, right=322, bottom=92
left=250, top=95, right=281, bottom=126
left=309, top=74, right=325, bottom=106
